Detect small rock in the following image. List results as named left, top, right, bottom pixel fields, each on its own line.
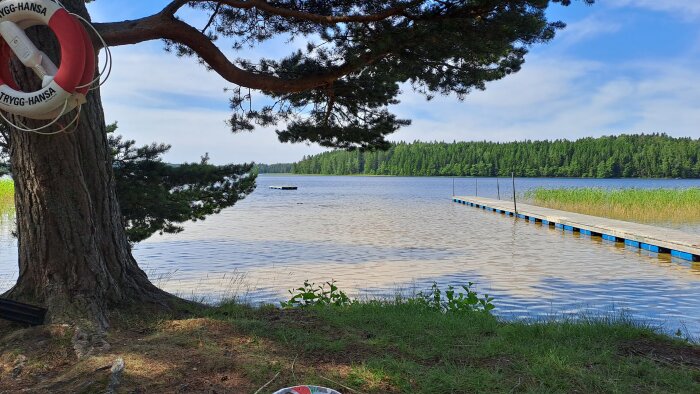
left=72, top=328, right=111, bottom=359
left=12, top=355, right=28, bottom=378
left=106, top=358, right=125, bottom=394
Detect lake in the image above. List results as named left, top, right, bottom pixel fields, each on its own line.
left=1, top=176, right=700, bottom=337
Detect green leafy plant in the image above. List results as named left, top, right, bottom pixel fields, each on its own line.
left=414, top=282, right=495, bottom=314
left=281, top=280, right=353, bottom=309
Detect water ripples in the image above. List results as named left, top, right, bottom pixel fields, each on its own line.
left=1, top=176, right=699, bottom=337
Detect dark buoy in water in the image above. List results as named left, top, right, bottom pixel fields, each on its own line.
left=270, top=185, right=298, bottom=190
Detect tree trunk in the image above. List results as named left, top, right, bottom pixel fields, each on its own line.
left=3, top=0, right=175, bottom=329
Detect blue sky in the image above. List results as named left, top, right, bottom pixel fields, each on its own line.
left=87, top=1, right=700, bottom=164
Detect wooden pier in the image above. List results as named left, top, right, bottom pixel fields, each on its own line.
left=453, top=195, right=700, bottom=262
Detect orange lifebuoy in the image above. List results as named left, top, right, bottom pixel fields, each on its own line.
left=0, top=0, right=93, bottom=120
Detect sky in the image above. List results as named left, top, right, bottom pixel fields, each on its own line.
left=87, top=1, right=700, bottom=165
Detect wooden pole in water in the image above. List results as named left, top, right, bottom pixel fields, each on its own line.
left=475, top=177, right=478, bottom=196
left=452, top=177, right=455, bottom=197
left=512, top=172, right=517, bottom=214
left=497, top=177, right=501, bottom=200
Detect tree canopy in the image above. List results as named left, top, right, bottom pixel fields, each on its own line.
left=95, top=0, right=594, bottom=150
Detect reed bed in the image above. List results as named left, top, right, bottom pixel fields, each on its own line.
left=526, top=187, right=700, bottom=224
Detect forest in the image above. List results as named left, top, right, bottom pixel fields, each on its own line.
left=291, top=134, right=700, bottom=178
left=256, top=163, right=294, bottom=174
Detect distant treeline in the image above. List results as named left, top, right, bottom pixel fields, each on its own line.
left=292, top=134, right=700, bottom=178
left=256, top=163, right=294, bottom=173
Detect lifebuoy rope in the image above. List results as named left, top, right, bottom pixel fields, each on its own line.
left=72, top=12, right=112, bottom=91
left=12, top=104, right=82, bottom=135
left=0, top=98, right=70, bottom=134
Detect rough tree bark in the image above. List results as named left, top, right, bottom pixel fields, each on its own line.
left=2, top=0, right=176, bottom=329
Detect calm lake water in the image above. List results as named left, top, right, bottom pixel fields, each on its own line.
left=1, top=176, right=700, bottom=337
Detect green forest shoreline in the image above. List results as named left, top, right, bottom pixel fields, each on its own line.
left=259, top=134, right=700, bottom=178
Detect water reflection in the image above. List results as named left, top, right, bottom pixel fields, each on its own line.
left=1, top=176, right=699, bottom=337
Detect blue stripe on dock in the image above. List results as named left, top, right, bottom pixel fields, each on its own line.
left=671, top=250, right=698, bottom=262
left=564, top=225, right=576, bottom=232
left=555, top=223, right=564, bottom=229
left=602, top=234, right=617, bottom=242
left=581, top=229, right=592, bottom=236
left=625, top=239, right=640, bottom=248
left=641, top=243, right=660, bottom=253
left=517, top=214, right=526, bottom=219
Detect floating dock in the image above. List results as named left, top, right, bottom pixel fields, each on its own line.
left=453, top=195, right=700, bottom=262
left=270, top=186, right=298, bottom=190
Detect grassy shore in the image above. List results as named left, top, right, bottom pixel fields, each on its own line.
left=0, top=179, right=13, bottom=221
left=0, top=301, right=698, bottom=393
left=0, top=178, right=12, bottom=205
left=526, top=187, right=700, bottom=224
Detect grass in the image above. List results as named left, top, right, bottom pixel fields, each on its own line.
left=0, top=301, right=698, bottom=393
left=0, top=178, right=12, bottom=207
left=526, top=187, right=700, bottom=224
left=0, top=178, right=13, bottom=224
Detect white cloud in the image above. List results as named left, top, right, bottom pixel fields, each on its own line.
left=104, top=46, right=231, bottom=107
left=390, top=56, right=700, bottom=143
left=608, top=0, right=700, bottom=19
left=100, top=46, right=327, bottom=164
left=556, top=15, right=623, bottom=46
left=102, top=49, right=700, bottom=164
left=104, top=103, right=325, bottom=165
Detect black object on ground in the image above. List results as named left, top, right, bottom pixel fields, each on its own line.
left=0, top=299, right=46, bottom=326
